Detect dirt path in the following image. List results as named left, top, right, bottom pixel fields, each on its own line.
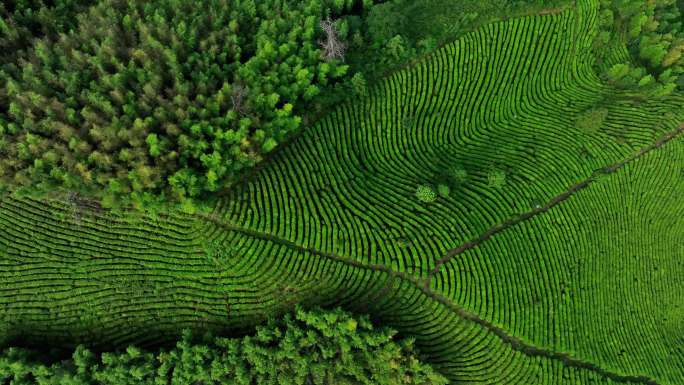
left=428, top=123, right=684, bottom=280
left=198, top=122, right=684, bottom=385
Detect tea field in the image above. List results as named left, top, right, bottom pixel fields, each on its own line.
left=1, top=0, right=683, bottom=383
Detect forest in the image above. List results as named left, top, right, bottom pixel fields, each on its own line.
left=1, top=0, right=683, bottom=384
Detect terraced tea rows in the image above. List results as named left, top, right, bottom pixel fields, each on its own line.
left=430, top=125, right=684, bottom=384
left=213, top=0, right=664, bottom=278
left=1, top=0, right=683, bottom=383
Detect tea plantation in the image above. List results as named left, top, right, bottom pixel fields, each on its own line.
left=1, top=0, right=684, bottom=384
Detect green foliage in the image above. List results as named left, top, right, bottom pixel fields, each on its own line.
left=415, top=184, right=437, bottom=203
left=262, top=138, right=278, bottom=153
left=351, top=72, right=368, bottom=96
left=448, top=166, right=469, bottom=186
left=1, top=2, right=684, bottom=385
left=341, top=0, right=570, bottom=82
left=0, top=0, right=95, bottom=67
left=0, top=0, right=353, bottom=209
left=0, top=0, right=581, bottom=211
left=0, top=307, right=447, bottom=385
left=366, top=3, right=402, bottom=43
left=597, top=0, right=684, bottom=94
left=487, top=169, right=507, bottom=189
left=606, top=63, right=631, bottom=82
left=436, top=184, right=450, bottom=198
left=385, top=34, right=409, bottom=61
left=575, top=107, right=609, bottom=133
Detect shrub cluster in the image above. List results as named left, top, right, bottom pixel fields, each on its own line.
left=0, top=0, right=352, bottom=211
left=0, top=307, right=447, bottom=385
left=415, top=184, right=437, bottom=203
left=487, top=169, right=506, bottom=189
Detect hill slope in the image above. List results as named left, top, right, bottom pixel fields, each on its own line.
left=1, top=0, right=683, bottom=383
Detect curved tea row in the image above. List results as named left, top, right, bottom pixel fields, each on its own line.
left=1, top=0, right=683, bottom=383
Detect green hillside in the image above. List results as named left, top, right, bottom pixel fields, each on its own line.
left=1, top=0, right=684, bottom=384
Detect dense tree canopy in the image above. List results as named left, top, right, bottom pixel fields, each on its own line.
left=0, top=0, right=95, bottom=66
left=0, top=307, right=447, bottom=385
left=0, top=0, right=353, bottom=211
left=598, top=0, right=684, bottom=95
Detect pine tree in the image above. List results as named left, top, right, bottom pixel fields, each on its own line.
left=0, top=0, right=355, bottom=211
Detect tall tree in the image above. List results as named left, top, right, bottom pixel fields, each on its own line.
left=0, top=307, right=448, bottom=385
left=0, top=0, right=353, bottom=212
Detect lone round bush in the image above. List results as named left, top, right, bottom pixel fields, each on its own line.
left=416, top=184, right=437, bottom=203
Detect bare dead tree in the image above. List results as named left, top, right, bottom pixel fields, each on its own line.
left=66, top=191, right=100, bottom=223
left=231, top=83, right=248, bottom=115
left=319, top=17, right=345, bottom=62
left=66, top=191, right=83, bottom=225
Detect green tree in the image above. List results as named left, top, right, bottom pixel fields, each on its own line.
left=386, top=34, right=408, bottom=61
left=0, top=307, right=448, bottom=385
left=416, top=184, right=437, bottom=203
left=606, top=63, right=630, bottom=82
left=351, top=72, right=368, bottom=96
left=437, top=184, right=450, bottom=198
left=597, top=0, right=684, bottom=93
left=0, top=0, right=355, bottom=211
left=449, top=166, right=468, bottom=185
